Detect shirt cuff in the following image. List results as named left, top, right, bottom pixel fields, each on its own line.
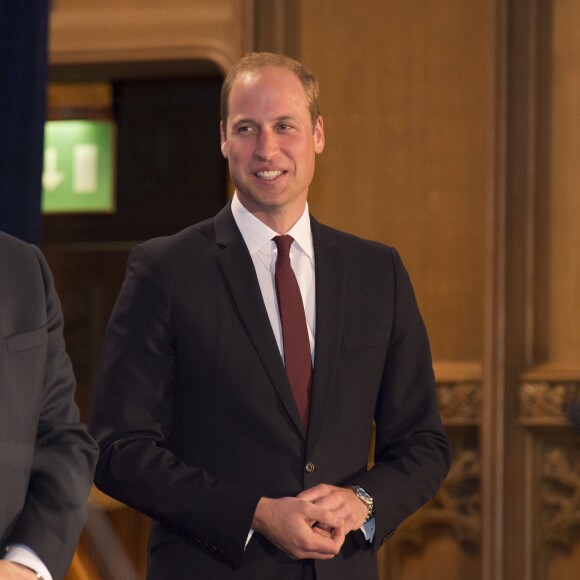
left=4, top=544, right=53, bottom=580
left=360, top=517, right=376, bottom=542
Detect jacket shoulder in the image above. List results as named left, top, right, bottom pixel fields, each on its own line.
left=0, top=232, right=46, bottom=287
left=135, top=217, right=217, bottom=259
left=313, top=219, right=397, bottom=257
left=0, top=231, right=36, bottom=262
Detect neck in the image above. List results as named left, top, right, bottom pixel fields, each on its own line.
left=255, top=212, right=302, bottom=235
left=235, top=196, right=307, bottom=235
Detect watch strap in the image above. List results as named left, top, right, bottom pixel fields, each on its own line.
left=345, top=484, right=375, bottom=523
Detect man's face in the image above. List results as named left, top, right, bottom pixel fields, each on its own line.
left=220, top=67, right=325, bottom=226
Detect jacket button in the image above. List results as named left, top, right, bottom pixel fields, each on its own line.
left=305, top=461, right=315, bottom=473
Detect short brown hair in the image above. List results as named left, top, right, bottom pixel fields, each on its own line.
left=220, top=52, right=321, bottom=131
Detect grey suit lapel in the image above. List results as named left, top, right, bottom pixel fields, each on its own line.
left=213, top=204, right=306, bottom=437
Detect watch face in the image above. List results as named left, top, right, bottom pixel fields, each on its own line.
left=354, top=485, right=371, bottom=503
left=346, top=484, right=374, bottom=519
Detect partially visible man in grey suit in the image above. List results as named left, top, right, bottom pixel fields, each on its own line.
left=0, top=232, right=98, bottom=580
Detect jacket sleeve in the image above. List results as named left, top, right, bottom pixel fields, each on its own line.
left=90, top=243, right=261, bottom=568
left=350, top=247, right=452, bottom=551
left=7, top=246, right=98, bottom=580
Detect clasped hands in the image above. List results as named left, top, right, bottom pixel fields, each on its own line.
left=251, top=483, right=368, bottom=560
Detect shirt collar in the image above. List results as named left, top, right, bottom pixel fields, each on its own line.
left=231, top=192, right=314, bottom=260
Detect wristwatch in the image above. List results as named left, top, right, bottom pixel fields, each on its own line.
left=345, top=484, right=375, bottom=523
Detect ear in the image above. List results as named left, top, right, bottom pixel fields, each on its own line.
left=314, top=116, right=325, bottom=154
left=220, top=121, right=228, bottom=158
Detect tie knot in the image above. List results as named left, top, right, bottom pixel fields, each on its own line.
left=274, top=235, right=294, bottom=257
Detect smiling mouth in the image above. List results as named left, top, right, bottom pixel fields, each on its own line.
left=255, top=170, right=285, bottom=181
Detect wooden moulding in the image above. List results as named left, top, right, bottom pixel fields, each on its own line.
left=48, top=0, right=255, bottom=73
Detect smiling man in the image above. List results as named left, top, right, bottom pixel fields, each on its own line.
left=91, top=52, right=451, bottom=580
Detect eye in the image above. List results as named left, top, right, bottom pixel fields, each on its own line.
left=236, top=125, right=256, bottom=135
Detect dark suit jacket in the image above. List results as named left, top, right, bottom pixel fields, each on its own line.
left=0, top=232, right=98, bottom=579
left=91, top=204, right=451, bottom=580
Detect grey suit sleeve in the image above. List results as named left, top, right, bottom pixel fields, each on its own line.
left=6, top=247, right=98, bottom=579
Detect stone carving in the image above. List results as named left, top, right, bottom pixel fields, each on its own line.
left=520, top=381, right=580, bottom=422
left=437, top=381, right=481, bottom=425
left=541, top=446, right=580, bottom=550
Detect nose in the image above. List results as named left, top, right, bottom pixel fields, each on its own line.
left=254, top=128, right=278, bottom=160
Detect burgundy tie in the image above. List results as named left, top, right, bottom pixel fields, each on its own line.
left=274, top=235, right=312, bottom=427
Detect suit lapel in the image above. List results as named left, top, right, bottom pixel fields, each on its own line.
left=213, top=205, right=305, bottom=437
left=307, top=218, right=346, bottom=450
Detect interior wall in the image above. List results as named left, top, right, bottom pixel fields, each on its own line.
left=300, top=0, right=489, bottom=365
left=547, top=0, right=580, bottom=365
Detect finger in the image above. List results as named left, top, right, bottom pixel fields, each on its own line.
left=330, top=526, right=347, bottom=546
left=297, top=484, right=329, bottom=502
left=300, top=529, right=345, bottom=558
left=304, top=525, right=346, bottom=556
left=311, top=525, right=332, bottom=538
left=303, top=503, right=342, bottom=530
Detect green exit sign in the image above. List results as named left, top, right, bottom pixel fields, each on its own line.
left=42, top=120, right=115, bottom=213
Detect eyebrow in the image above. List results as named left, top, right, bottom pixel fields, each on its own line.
left=232, top=115, right=297, bottom=128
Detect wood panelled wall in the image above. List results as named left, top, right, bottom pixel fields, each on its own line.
left=302, top=1, right=488, bottom=364
left=47, top=1, right=580, bottom=579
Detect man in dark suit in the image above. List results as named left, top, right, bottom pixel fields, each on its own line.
left=91, top=52, right=451, bottom=579
left=0, top=232, right=98, bottom=580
